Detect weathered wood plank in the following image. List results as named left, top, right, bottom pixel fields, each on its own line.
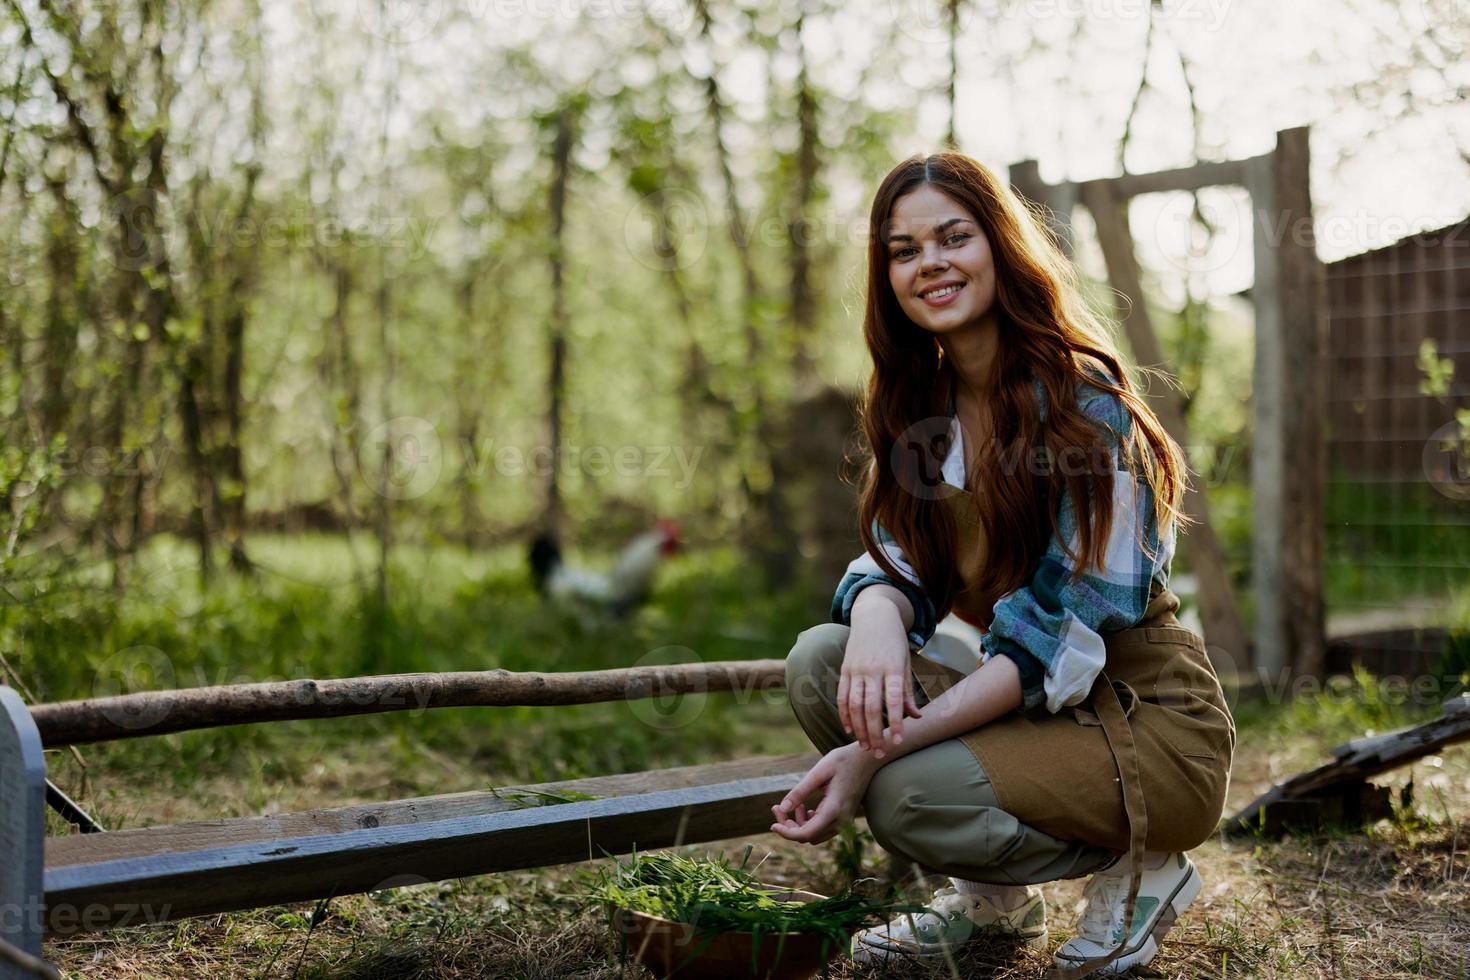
left=31, top=659, right=787, bottom=747
left=1228, top=696, right=1470, bottom=834
left=44, top=763, right=817, bottom=935
left=46, top=752, right=819, bottom=868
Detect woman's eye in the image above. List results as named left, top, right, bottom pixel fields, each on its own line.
left=945, top=233, right=970, bottom=246
left=892, top=247, right=916, bottom=259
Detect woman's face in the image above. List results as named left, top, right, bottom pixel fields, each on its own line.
left=884, top=184, right=998, bottom=337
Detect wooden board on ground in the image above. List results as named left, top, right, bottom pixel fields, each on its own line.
left=44, top=752, right=819, bottom=934
left=1228, top=694, right=1470, bottom=835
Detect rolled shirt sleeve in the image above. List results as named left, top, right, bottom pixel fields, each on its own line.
left=979, top=381, right=1175, bottom=713
left=831, top=521, right=940, bottom=651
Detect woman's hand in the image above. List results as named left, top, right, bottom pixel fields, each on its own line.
left=842, top=593, right=922, bottom=758
left=768, top=744, right=881, bottom=845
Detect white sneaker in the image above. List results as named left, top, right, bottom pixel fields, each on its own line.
left=850, top=884, right=1047, bottom=964
left=1053, top=852, right=1202, bottom=976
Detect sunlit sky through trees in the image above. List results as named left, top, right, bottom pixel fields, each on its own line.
left=233, top=0, right=1470, bottom=299
left=3, top=0, right=1465, bottom=539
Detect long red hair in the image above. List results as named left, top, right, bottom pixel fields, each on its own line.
left=855, top=152, right=1189, bottom=621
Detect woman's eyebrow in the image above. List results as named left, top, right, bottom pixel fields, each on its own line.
left=886, top=217, right=974, bottom=244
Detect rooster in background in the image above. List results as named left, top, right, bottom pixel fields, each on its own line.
left=528, top=518, right=682, bottom=619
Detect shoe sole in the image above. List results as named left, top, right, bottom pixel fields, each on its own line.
left=1053, top=862, right=1202, bottom=976
left=852, top=927, right=1050, bottom=964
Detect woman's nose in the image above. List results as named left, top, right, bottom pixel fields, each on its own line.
left=920, top=247, right=948, bottom=273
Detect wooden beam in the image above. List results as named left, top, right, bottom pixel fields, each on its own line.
left=1228, top=695, right=1470, bottom=834
left=1247, top=127, right=1327, bottom=679
left=1078, top=180, right=1251, bottom=673
left=44, top=752, right=820, bottom=934
left=29, top=659, right=787, bottom=747
left=1076, top=154, right=1264, bottom=200
left=46, top=753, right=818, bottom=868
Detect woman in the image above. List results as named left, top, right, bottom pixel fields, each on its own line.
left=771, top=153, right=1234, bottom=978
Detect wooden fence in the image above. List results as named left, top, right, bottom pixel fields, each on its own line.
left=1322, top=218, right=1470, bottom=651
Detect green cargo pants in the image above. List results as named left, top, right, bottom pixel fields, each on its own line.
left=785, top=622, right=1120, bottom=885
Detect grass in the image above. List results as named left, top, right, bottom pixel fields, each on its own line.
left=8, top=535, right=817, bottom=833
left=14, top=535, right=1470, bottom=978
left=583, top=846, right=919, bottom=970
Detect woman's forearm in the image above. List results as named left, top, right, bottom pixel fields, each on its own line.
left=850, top=582, right=916, bottom=634
left=864, top=653, right=1025, bottom=762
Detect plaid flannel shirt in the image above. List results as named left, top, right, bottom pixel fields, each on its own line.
left=830, top=371, right=1176, bottom=713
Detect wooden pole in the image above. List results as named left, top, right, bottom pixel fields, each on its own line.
left=29, top=660, right=788, bottom=748
left=1247, top=127, right=1327, bottom=680
left=1079, top=180, right=1251, bottom=673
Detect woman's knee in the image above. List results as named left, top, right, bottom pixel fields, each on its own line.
left=864, top=757, right=1024, bottom=873
left=785, top=623, right=847, bottom=705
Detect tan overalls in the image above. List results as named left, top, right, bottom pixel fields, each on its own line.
left=784, top=478, right=1235, bottom=974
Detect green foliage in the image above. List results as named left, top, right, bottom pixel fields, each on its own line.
left=582, top=846, right=917, bottom=963
left=1442, top=584, right=1470, bottom=697
left=1417, top=338, right=1455, bottom=400
left=827, top=822, right=871, bottom=887
left=6, top=535, right=820, bottom=804
left=1230, top=664, right=1445, bottom=747
left=0, top=435, right=67, bottom=580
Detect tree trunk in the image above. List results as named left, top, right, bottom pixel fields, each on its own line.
left=220, top=164, right=262, bottom=575
left=543, top=105, right=576, bottom=540
left=1080, top=181, right=1250, bottom=673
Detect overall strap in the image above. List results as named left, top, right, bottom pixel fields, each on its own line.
left=1048, top=671, right=1148, bottom=980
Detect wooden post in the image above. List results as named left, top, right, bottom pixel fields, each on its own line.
left=1079, top=180, right=1251, bottom=673
left=1247, top=127, right=1327, bottom=680
left=0, top=687, right=52, bottom=980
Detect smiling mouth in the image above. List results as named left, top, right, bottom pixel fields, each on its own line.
left=920, top=282, right=965, bottom=304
